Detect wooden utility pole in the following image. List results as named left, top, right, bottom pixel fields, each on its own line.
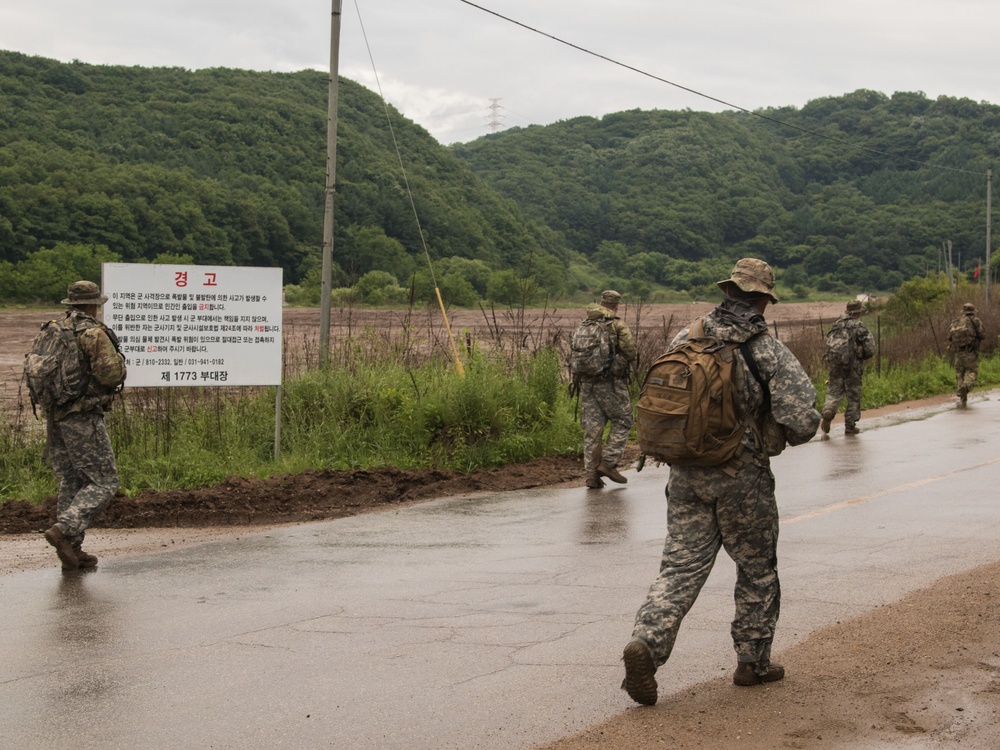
left=987, top=168, right=993, bottom=304
left=944, top=240, right=954, bottom=292
left=319, top=0, right=343, bottom=367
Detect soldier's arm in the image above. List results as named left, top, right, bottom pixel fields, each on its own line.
left=615, top=321, right=637, bottom=360
left=78, top=327, right=126, bottom=387
left=761, top=339, right=820, bottom=446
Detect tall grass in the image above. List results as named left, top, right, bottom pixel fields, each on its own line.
left=2, top=341, right=580, bottom=502
left=3, top=289, right=998, bottom=504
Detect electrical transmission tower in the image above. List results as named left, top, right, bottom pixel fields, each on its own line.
left=486, top=98, right=506, bottom=132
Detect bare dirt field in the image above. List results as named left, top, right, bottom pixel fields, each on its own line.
left=5, top=301, right=997, bottom=749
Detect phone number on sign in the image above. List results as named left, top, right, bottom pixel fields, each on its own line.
left=161, top=371, right=229, bottom=383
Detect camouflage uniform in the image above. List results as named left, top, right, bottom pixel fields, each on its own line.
left=948, top=304, right=985, bottom=404
left=821, top=305, right=876, bottom=431
left=43, top=282, right=126, bottom=570
left=623, top=259, right=819, bottom=705
left=579, top=298, right=636, bottom=484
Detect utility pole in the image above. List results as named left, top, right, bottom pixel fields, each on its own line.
left=319, top=0, right=342, bottom=368
left=987, top=168, right=993, bottom=304
left=944, top=240, right=954, bottom=292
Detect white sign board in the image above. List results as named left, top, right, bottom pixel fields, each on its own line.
left=102, top=263, right=283, bottom=387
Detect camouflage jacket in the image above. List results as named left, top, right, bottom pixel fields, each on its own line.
left=57, top=309, right=127, bottom=419
left=586, top=303, right=637, bottom=377
left=671, top=297, right=820, bottom=461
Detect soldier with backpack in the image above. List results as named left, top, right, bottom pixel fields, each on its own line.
left=947, top=302, right=985, bottom=406
left=26, top=280, right=127, bottom=571
left=621, top=259, right=819, bottom=706
left=569, top=290, right=636, bottom=489
left=820, top=300, right=876, bottom=435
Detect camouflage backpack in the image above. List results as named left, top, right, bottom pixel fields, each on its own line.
left=23, top=318, right=88, bottom=417
left=948, top=316, right=976, bottom=349
left=823, top=320, right=855, bottom=367
left=636, top=319, right=758, bottom=467
left=569, top=317, right=616, bottom=379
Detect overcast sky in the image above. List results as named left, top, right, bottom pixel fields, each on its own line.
left=1, top=0, right=997, bottom=145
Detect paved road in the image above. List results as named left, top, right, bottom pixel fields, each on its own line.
left=3, top=394, right=1000, bottom=750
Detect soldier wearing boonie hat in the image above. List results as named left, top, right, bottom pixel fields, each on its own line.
left=622, top=258, right=820, bottom=706
left=820, top=299, right=876, bottom=436
left=948, top=302, right=985, bottom=406
left=572, top=288, right=636, bottom=489
left=38, top=280, right=126, bottom=572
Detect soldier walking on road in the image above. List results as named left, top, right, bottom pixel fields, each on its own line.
left=947, top=302, right=985, bottom=406
left=820, top=300, right=876, bottom=435
left=621, top=259, right=819, bottom=706
left=571, top=290, right=637, bottom=490
left=34, top=281, right=127, bottom=571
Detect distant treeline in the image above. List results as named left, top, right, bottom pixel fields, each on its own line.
left=455, top=90, right=999, bottom=300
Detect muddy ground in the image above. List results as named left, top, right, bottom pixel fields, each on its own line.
left=5, top=303, right=998, bottom=749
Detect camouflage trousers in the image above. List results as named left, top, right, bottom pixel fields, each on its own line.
left=579, top=378, right=632, bottom=472
left=954, top=350, right=979, bottom=393
left=46, top=411, right=119, bottom=544
left=822, top=365, right=863, bottom=425
left=632, top=460, right=779, bottom=668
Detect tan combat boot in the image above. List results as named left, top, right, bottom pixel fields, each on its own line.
left=733, top=661, right=785, bottom=686
left=44, top=525, right=80, bottom=570
left=72, top=542, right=99, bottom=568
left=597, top=463, right=627, bottom=484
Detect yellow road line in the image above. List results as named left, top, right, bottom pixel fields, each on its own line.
left=782, top=455, right=1000, bottom=524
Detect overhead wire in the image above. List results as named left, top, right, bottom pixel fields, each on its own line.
left=352, top=0, right=466, bottom=376
left=457, top=0, right=985, bottom=178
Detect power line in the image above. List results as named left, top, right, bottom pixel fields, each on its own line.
left=351, top=0, right=466, bottom=375
left=457, top=0, right=985, bottom=178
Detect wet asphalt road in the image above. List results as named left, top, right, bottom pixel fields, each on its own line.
left=3, top=394, right=1000, bottom=750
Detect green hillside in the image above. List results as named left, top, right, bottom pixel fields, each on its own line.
left=2, top=49, right=997, bottom=306
left=453, top=90, right=998, bottom=299
left=0, top=51, right=567, bottom=304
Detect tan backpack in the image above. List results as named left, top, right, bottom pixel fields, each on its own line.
left=636, top=319, right=758, bottom=467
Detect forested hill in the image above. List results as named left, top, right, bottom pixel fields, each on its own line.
left=453, top=91, right=1000, bottom=298
left=0, top=50, right=567, bottom=304
left=3, top=50, right=999, bottom=306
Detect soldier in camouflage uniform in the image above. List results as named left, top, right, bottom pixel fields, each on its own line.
left=579, top=290, right=637, bottom=489
left=820, top=300, right=876, bottom=435
left=42, top=281, right=127, bottom=571
left=948, top=302, right=985, bottom=406
left=621, top=259, right=820, bottom=706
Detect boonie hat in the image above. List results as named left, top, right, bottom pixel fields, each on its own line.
left=716, top=258, right=778, bottom=303
left=846, top=300, right=863, bottom=313
left=600, top=290, right=622, bottom=304
left=963, top=302, right=976, bottom=313
left=61, top=280, right=108, bottom=306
